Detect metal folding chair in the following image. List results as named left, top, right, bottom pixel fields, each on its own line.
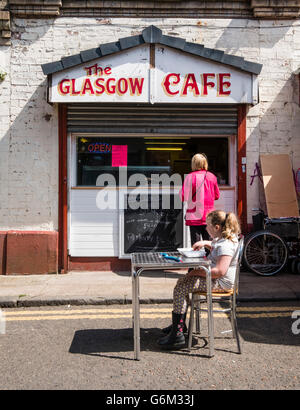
left=187, top=235, right=244, bottom=355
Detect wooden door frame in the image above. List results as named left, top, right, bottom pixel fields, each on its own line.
left=58, top=103, right=68, bottom=273
left=58, top=103, right=249, bottom=272
left=237, top=104, right=248, bottom=233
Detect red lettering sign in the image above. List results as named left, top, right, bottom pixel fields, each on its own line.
left=201, top=73, right=215, bottom=96
left=128, top=78, right=144, bottom=96
left=58, top=79, right=70, bottom=95
left=84, top=63, right=112, bottom=76
left=82, top=78, right=95, bottom=95
left=218, top=73, right=231, bottom=96
left=95, top=78, right=105, bottom=94
left=106, top=78, right=116, bottom=94
left=162, top=73, right=180, bottom=96
left=57, top=77, right=145, bottom=96
left=181, top=73, right=200, bottom=96
left=117, top=78, right=128, bottom=95
left=71, top=78, right=80, bottom=95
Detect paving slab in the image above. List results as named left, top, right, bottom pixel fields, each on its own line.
left=0, top=269, right=300, bottom=307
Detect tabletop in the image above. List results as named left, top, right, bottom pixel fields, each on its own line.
left=131, top=251, right=211, bottom=271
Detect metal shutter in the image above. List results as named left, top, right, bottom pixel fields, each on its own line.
left=67, top=104, right=238, bottom=135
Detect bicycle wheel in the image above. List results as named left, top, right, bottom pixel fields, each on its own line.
left=243, top=230, right=288, bottom=276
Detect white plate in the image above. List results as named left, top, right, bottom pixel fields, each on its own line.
left=177, top=248, right=206, bottom=258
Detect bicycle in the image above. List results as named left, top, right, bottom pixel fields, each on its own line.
left=243, top=209, right=300, bottom=276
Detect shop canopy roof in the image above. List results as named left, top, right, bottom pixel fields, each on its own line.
left=42, top=25, right=262, bottom=76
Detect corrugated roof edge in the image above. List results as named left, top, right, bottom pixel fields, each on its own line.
left=41, top=25, right=262, bottom=76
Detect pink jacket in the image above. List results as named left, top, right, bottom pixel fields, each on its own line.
left=180, top=170, right=220, bottom=226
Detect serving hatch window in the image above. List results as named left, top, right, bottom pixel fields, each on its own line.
left=76, top=136, right=229, bottom=186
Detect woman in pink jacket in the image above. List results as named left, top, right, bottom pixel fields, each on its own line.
left=181, top=153, right=220, bottom=244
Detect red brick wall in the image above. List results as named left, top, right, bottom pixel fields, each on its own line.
left=0, top=231, right=7, bottom=275
left=0, top=231, right=58, bottom=275
left=0, top=231, right=132, bottom=274
left=68, top=257, right=130, bottom=272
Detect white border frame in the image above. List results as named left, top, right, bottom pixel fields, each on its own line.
left=118, top=187, right=185, bottom=259
left=69, top=133, right=237, bottom=258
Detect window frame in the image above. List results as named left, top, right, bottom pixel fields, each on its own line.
left=71, top=133, right=235, bottom=189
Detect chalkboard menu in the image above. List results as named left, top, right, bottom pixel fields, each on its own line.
left=123, top=193, right=183, bottom=254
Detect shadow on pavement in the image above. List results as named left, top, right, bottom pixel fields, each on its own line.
left=69, top=327, right=165, bottom=360
left=238, top=315, right=300, bottom=347
left=69, top=311, right=300, bottom=361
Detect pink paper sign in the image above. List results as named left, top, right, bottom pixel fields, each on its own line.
left=111, top=145, right=128, bottom=167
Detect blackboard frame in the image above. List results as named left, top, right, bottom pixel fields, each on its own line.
left=119, top=189, right=188, bottom=258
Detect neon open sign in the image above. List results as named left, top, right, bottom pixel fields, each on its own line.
left=87, top=143, right=112, bottom=153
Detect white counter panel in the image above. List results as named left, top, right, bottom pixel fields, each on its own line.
left=69, top=189, right=119, bottom=257
left=69, top=187, right=235, bottom=257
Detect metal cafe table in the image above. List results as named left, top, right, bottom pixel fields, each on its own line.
left=131, top=252, right=212, bottom=360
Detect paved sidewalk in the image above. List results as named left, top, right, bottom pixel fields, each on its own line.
left=0, top=269, right=300, bottom=307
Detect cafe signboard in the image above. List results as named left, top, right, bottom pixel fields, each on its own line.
left=49, top=44, right=258, bottom=104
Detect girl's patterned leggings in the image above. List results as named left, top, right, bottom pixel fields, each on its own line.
left=173, top=273, right=223, bottom=314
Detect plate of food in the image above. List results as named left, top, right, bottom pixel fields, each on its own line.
left=177, top=248, right=206, bottom=258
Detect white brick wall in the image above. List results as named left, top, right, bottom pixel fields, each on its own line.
left=0, top=46, right=10, bottom=226
left=0, top=17, right=299, bottom=229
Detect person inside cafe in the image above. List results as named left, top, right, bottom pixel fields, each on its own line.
left=180, top=153, right=220, bottom=244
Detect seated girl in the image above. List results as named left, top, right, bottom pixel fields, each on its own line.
left=157, top=210, right=241, bottom=350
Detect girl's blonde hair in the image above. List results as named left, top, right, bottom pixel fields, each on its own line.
left=191, top=153, right=208, bottom=171
left=206, top=210, right=240, bottom=241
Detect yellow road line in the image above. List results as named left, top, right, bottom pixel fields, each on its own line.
left=2, top=305, right=299, bottom=323
left=4, top=313, right=170, bottom=321
left=237, top=306, right=300, bottom=312
left=3, top=308, right=168, bottom=316
left=3, top=306, right=299, bottom=316
left=3, top=312, right=296, bottom=321
left=238, top=312, right=295, bottom=318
